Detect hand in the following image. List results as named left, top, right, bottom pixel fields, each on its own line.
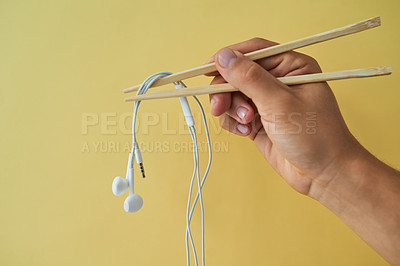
left=207, top=38, right=400, bottom=265
left=207, top=38, right=361, bottom=195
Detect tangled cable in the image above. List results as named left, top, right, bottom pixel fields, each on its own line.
left=132, top=72, right=212, bottom=266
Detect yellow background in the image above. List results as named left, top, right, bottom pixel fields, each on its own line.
left=1, top=0, right=399, bottom=265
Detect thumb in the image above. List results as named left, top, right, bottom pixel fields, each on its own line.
left=215, top=48, right=290, bottom=107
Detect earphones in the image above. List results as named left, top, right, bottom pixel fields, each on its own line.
left=111, top=73, right=170, bottom=213
left=112, top=151, right=143, bottom=212
left=112, top=72, right=212, bottom=266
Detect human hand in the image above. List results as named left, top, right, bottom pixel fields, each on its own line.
left=206, top=38, right=400, bottom=265
left=207, top=38, right=361, bottom=196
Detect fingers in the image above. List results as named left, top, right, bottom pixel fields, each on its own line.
left=226, top=92, right=254, bottom=124
left=209, top=75, right=231, bottom=116
left=206, top=38, right=321, bottom=140
left=268, top=52, right=322, bottom=77
left=209, top=92, right=231, bottom=116
left=219, top=114, right=251, bottom=136
left=210, top=92, right=255, bottom=124
left=204, top=38, right=321, bottom=78
left=204, top=38, right=279, bottom=76
left=226, top=37, right=278, bottom=53
left=219, top=111, right=265, bottom=140
left=215, top=48, right=292, bottom=108
left=209, top=75, right=254, bottom=124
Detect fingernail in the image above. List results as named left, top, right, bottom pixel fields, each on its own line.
left=236, top=107, right=248, bottom=120
left=218, top=48, right=236, bottom=68
left=237, top=124, right=249, bottom=134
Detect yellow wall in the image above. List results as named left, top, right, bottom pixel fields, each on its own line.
left=1, top=0, right=399, bottom=265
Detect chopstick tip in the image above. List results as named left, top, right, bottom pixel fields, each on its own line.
left=370, top=16, right=381, bottom=27
left=123, top=85, right=140, bottom=94
left=376, top=16, right=381, bottom=26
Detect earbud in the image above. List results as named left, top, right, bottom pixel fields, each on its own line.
left=112, top=152, right=143, bottom=213
left=124, top=194, right=143, bottom=213
left=112, top=176, right=128, bottom=196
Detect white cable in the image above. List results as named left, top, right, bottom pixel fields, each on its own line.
left=187, top=126, right=199, bottom=266
left=188, top=98, right=212, bottom=266
left=185, top=99, right=212, bottom=266
left=130, top=72, right=173, bottom=175
left=177, top=81, right=211, bottom=266
left=187, top=96, right=212, bottom=221
left=190, top=126, right=205, bottom=266
left=131, top=74, right=212, bottom=266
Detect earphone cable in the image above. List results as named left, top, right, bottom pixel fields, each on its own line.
left=129, top=74, right=211, bottom=266
left=187, top=126, right=199, bottom=266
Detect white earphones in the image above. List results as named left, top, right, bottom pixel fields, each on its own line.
left=112, top=72, right=211, bottom=266
left=112, top=151, right=143, bottom=213
left=112, top=73, right=171, bottom=213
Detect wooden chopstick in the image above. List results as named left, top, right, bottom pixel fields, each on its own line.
left=123, top=17, right=381, bottom=94
left=125, top=66, right=392, bottom=102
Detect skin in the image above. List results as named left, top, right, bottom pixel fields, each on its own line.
left=206, top=38, right=400, bottom=265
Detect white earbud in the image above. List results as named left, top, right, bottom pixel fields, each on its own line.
left=112, top=176, right=128, bottom=196
left=124, top=194, right=143, bottom=213
left=112, top=152, right=143, bottom=213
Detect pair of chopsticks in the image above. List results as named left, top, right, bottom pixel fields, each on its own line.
left=124, top=17, right=392, bottom=102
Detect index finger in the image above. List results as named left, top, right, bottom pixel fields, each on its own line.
left=204, top=38, right=280, bottom=76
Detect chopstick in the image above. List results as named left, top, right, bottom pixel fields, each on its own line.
left=123, top=16, right=381, bottom=94
left=125, top=66, right=392, bottom=102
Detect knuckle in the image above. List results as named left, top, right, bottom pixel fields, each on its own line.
left=270, top=67, right=286, bottom=77
left=306, top=56, right=321, bottom=72
left=219, top=115, right=235, bottom=132
left=293, top=52, right=321, bottom=70
left=219, top=114, right=229, bottom=131
left=219, top=115, right=228, bottom=129
left=250, top=37, right=279, bottom=46
left=249, top=37, right=273, bottom=48
left=301, top=54, right=319, bottom=67
left=303, top=54, right=317, bottom=64
left=289, top=52, right=306, bottom=64
left=242, top=63, right=263, bottom=83
left=250, top=37, right=266, bottom=44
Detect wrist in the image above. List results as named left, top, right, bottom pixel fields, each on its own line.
left=308, top=142, right=374, bottom=213
left=309, top=142, right=400, bottom=265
